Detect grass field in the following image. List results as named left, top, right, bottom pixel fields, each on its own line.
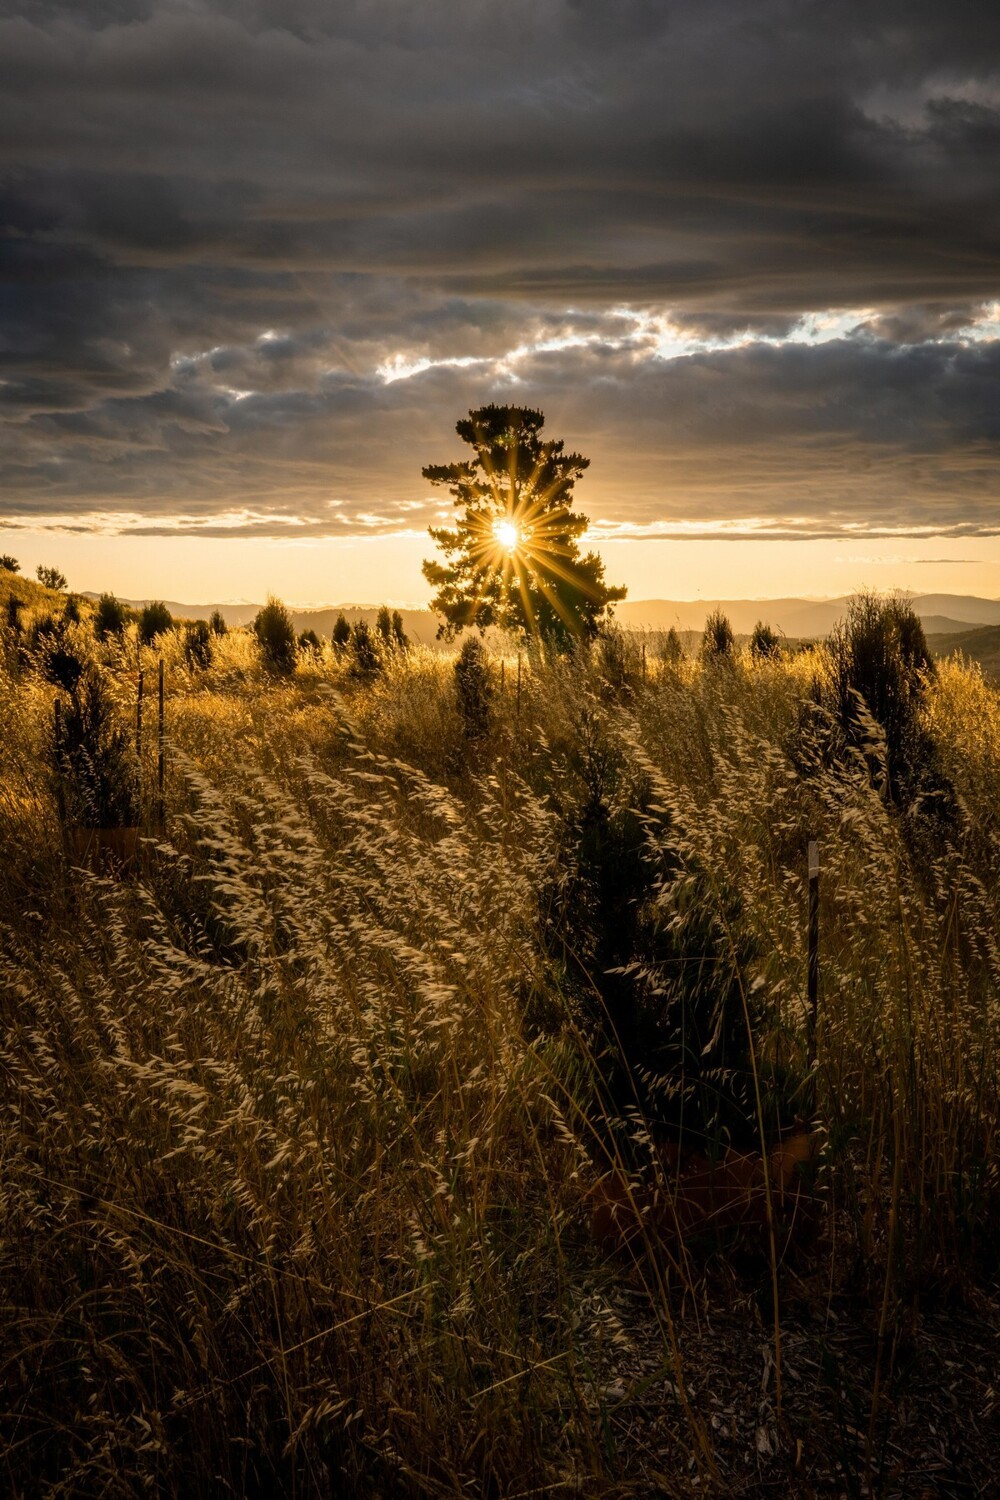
left=1, top=583, right=998, bottom=1496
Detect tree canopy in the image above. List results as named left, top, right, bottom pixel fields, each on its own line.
left=422, top=405, right=625, bottom=645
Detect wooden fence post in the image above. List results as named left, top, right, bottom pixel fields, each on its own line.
left=53, top=698, right=65, bottom=828
left=807, top=839, right=820, bottom=1072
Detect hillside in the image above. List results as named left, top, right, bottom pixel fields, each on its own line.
left=2, top=589, right=1000, bottom=1494
left=929, top=622, right=1000, bottom=680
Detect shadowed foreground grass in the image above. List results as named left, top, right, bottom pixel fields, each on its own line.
left=1, top=625, right=998, bottom=1495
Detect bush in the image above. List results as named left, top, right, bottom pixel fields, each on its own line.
left=183, top=619, right=213, bottom=671
left=701, top=608, right=734, bottom=662
left=0, top=554, right=20, bottom=573
left=209, top=609, right=228, bottom=636
left=596, top=625, right=641, bottom=697
left=828, top=591, right=937, bottom=805
left=54, top=666, right=140, bottom=828
left=454, top=635, right=493, bottom=741
left=544, top=705, right=768, bottom=1153
left=332, top=613, right=351, bottom=651
left=298, top=628, right=322, bottom=656
left=391, top=609, right=409, bottom=651
left=376, top=605, right=393, bottom=645
left=26, top=614, right=85, bottom=694
left=37, top=565, right=67, bottom=591
left=253, top=597, right=297, bottom=675
left=749, top=620, right=781, bottom=659
left=138, top=600, right=174, bottom=645
left=660, top=626, right=683, bottom=666
left=94, top=593, right=129, bottom=641
left=349, top=619, right=381, bottom=679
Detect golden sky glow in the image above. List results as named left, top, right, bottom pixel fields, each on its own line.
left=4, top=525, right=999, bottom=611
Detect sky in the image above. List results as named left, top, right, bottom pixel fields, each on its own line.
left=1, top=0, right=999, bottom=605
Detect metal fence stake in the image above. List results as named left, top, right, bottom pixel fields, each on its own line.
left=807, top=839, right=820, bottom=1075
left=157, top=658, right=165, bottom=826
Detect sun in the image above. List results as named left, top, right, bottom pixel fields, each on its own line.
left=493, top=517, right=520, bottom=552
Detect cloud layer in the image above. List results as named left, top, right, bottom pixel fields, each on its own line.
left=1, top=0, right=998, bottom=539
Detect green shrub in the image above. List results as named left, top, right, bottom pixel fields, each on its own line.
left=0, top=554, right=19, bottom=573
left=26, top=615, right=85, bottom=694
left=253, top=597, right=297, bottom=675
left=94, top=593, right=129, bottom=641
left=138, top=600, right=174, bottom=645
left=660, top=625, right=683, bottom=666
left=349, top=619, right=381, bottom=679
left=828, top=592, right=938, bottom=805
left=596, top=625, right=641, bottom=697
left=36, top=564, right=67, bottom=591
left=54, top=667, right=140, bottom=828
left=700, top=608, right=734, bottom=662
left=391, top=609, right=409, bottom=651
left=209, top=609, right=227, bottom=636
left=298, top=628, right=322, bottom=656
left=749, top=620, right=781, bottom=659
left=184, top=619, right=213, bottom=671
left=332, top=613, right=351, bottom=651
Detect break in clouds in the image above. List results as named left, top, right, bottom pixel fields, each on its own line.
left=1, top=0, right=999, bottom=541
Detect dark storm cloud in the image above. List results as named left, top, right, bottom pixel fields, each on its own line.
left=0, top=0, right=998, bottom=535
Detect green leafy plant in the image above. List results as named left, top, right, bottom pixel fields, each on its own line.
left=138, top=600, right=174, bottom=645
left=828, top=591, right=940, bottom=806
left=54, top=667, right=140, bottom=828
left=749, top=620, right=782, bottom=659
left=184, top=619, right=213, bottom=670
left=701, top=608, right=735, bottom=662
left=93, top=594, right=129, bottom=641
left=349, top=618, right=381, bottom=679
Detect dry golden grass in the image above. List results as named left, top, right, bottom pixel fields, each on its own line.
left=1, top=624, right=998, bottom=1495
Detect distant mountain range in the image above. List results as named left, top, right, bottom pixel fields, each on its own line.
left=613, top=594, right=1000, bottom=637
left=90, top=592, right=1000, bottom=643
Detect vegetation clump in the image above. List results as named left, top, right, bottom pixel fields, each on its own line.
left=138, top=600, right=174, bottom=645
left=253, top=596, right=297, bottom=675
left=828, top=591, right=940, bottom=806
left=36, top=564, right=67, bottom=591
left=54, top=666, right=140, bottom=828
left=660, top=625, right=684, bottom=666
left=183, top=619, right=213, bottom=670
left=749, top=620, right=782, bottom=659
left=454, top=634, right=493, bottom=741
left=94, top=592, right=130, bottom=641
left=701, top=607, right=735, bottom=661
left=349, top=617, right=382, bottom=679
left=332, top=612, right=351, bottom=651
